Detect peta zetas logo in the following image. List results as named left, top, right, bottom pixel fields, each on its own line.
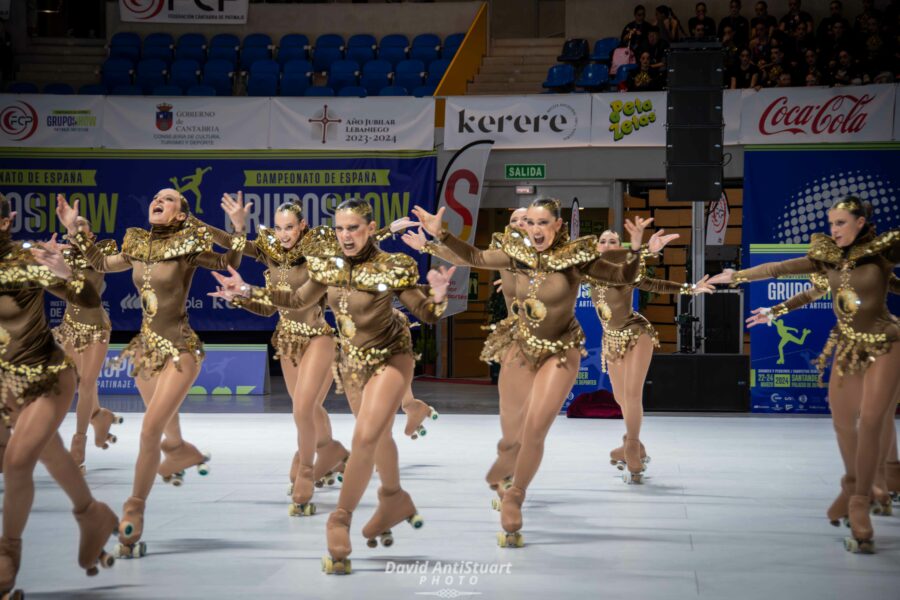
left=1, top=102, right=38, bottom=141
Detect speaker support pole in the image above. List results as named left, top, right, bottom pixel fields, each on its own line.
left=612, top=180, right=624, bottom=236
left=692, top=202, right=706, bottom=353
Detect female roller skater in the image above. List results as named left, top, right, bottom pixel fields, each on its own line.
left=593, top=223, right=714, bottom=483
left=1, top=196, right=118, bottom=598
left=710, top=197, right=899, bottom=554
left=409, top=198, right=676, bottom=547
left=56, top=190, right=246, bottom=559
left=55, top=216, right=123, bottom=472
left=210, top=198, right=453, bottom=575
left=400, top=208, right=530, bottom=506
left=207, top=195, right=347, bottom=515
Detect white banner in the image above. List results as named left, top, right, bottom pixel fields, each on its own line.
left=0, top=94, right=103, bottom=148
left=723, top=89, right=742, bottom=146
left=591, top=91, right=665, bottom=146
left=270, top=98, right=434, bottom=151
left=739, top=84, right=896, bottom=145
left=119, top=0, right=248, bottom=24
left=102, top=97, right=269, bottom=149
left=444, top=95, right=591, bottom=150
left=432, top=140, right=493, bottom=316
left=705, top=192, right=729, bottom=245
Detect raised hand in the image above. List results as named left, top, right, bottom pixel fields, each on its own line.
left=692, top=274, right=715, bottom=295
left=400, top=227, right=428, bottom=252
left=708, top=269, right=735, bottom=285
left=389, top=217, right=419, bottom=233
left=623, top=216, right=653, bottom=250
left=745, top=307, right=773, bottom=328
left=221, top=191, right=252, bottom=233
left=411, top=205, right=445, bottom=238
left=210, top=266, right=248, bottom=299
left=56, top=194, right=80, bottom=232
left=425, top=265, right=456, bottom=303
left=30, top=234, right=71, bottom=279
left=647, top=229, right=679, bottom=254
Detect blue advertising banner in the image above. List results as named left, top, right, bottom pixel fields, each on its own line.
left=743, top=145, right=900, bottom=413
left=98, top=344, right=268, bottom=396
left=0, top=148, right=437, bottom=331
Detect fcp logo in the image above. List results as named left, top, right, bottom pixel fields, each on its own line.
left=0, top=102, right=38, bottom=141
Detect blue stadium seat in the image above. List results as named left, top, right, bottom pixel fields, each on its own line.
left=411, top=33, right=441, bottom=66
left=170, top=59, right=201, bottom=90
left=361, top=60, right=391, bottom=96
left=78, top=83, right=108, bottom=95
left=186, top=84, right=216, bottom=97
left=250, top=59, right=280, bottom=78
left=412, top=84, right=436, bottom=97
left=208, top=45, right=237, bottom=66
left=247, top=73, right=278, bottom=97
left=379, top=85, right=408, bottom=96
left=425, top=58, right=450, bottom=86
left=442, top=33, right=465, bottom=59
left=152, top=84, right=184, bottom=96
left=378, top=34, right=409, bottom=67
left=394, top=59, right=424, bottom=91
left=175, top=44, right=205, bottom=64
left=141, top=44, right=173, bottom=64
left=312, top=47, right=343, bottom=73
left=283, top=59, right=313, bottom=77
left=338, top=86, right=367, bottom=97
left=542, top=63, right=575, bottom=91
left=243, top=33, right=272, bottom=49
left=210, top=33, right=240, bottom=49
left=277, top=45, right=307, bottom=67
left=575, top=63, right=609, bottom=91
left=8, top=81, right=38, bottom=93
left=136, top=58, right=168, bottom=94
left=111, top=84, right=143, bottom=96
left=109, top=32, right=141, bottom=61
left=178, top=33, right=207, bottom=48
left=279, top=34, right=310, bottom=60
left=144, top=32, right=174, bottom=49
left=347, top=34, right=377, bottom=65
left=610, top=63, right=638, bottom=85
left=327, top=59, right=359, bottom=92
left=590, top=37, right=620, bottom=62
left=304, top=86, right=335, bottom=97
left=202, top=59, right=234, bottom=96
left=380, top=34, right=409, bottom=49
left=240, top=46, right=271, bottom=71
left=315, top=34, right=344, bottom=51
left=280, top=73, right=311, bottom=96
left=109, top=42, right=140, bottom=62
left=43, top=82, right=74, bottom=94
left=101, top=58, right=134, bottom=89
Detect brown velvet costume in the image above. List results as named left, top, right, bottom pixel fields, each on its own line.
left=51, top=239, right=117, bottom=352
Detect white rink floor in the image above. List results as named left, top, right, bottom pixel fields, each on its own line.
left=7, top=413, right=900, bottom=600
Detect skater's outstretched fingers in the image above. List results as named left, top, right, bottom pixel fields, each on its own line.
left=692, top=274, right=715, bottom=295
left=411, top=205, right=445, bottom=237
left=647, top=229, right=678, bottom=254
left=31, top=238, right=71, bottom=279
left=56, top=194, right=80, bottom=231
left=211, top=266, right=247, bottom=296
left=624, top=216, right=653, bottom=250
left=745, top=307, right=772, bottom=328
left=708, top=269, right=735, bottom=286
left=390, top=217, right=418, bottom=233
left=400, top=227, right=427, bottom=251
left=426, top=265, right=456, bottom=302
left=221, top=191, right=251, bottom=233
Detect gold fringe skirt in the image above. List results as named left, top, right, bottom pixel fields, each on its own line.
left=480, top=315, right=518, bottom=365
left=1, top=356, right=74, bottom=427
left=272, top=318, right=334, bottom=366
left=601, top=322, right=660, bottom=373
left=332, top=329, right=413, bottom=398
left=117, top=326, right=205, bottom=379
left=512, top=319, right=587, bottom=370
left=52, top=313, right=110, bottom=353
left=815, top=319, right=899, bottom=383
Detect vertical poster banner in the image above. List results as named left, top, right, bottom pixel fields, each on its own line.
left=118, top=0, right=249, bottom=24
left=705, top=192, right=729, bottom=245
left=430, top=140, right=493, bottom=317
left=742, top=145, right=900, bottom=413
left=566, top=285, right=611, bottom=412
left=0, top=148, right=436, bottom=331
left=0, top=95, right=104, bottom=148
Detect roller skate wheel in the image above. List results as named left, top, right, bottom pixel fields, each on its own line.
left=107, top=434, right=117, bottom=445
left=843, top=537, right=874, bottom=554
left=86, top=566, right=99, bottom=577
left=99, top=551, right=115, bottom=568
left=616, top=462, right=625, bottom=471
left=829, top=519, right=843, bottom=527
left=121, top=521, right=137, bottom=537
left=2, top=589, right=24, bottom=600
left=491, top=498, right=501, bottom=512
left=381, top=532, right=394, bottom=547
left=202, top=451, right=212, bottom=462
left=623, top=472, right=643, bottom=485
left=336, top=473, right=343, bottom=483
left=644, top=456, right=652, bottom=465
left=113, top=415, right=124, bottom=424
left=429, top=409, right=439, bottom=420
left=79, top=464, right=86, bottom=474
left=408, top=514, right=424, bottom=529
left=287, top=484, right=294, bottom=497
left=366, top=538, right=377, bottom=548
left=171, top=475, right=183, bottom=487
left=500, top=479, right=512, bottom=491
left=314, top=478, right=325, bottom=489
left=197, top=463, right=210, bottom=476
left=609, top=459, right=618, bottom=466
left=326, top=475, right=336, bottom=486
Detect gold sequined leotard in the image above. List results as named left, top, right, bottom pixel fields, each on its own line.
left=731, top=229, right=900, bottom=380
left=209, top=226, right=333, bottom=366
left=0, top=232, right=99, bottom=424
left=52, top=239, right=117, bottom=352
left=424, top=227, right=642, bottom=368
left=70, top=217, right=245, bottom=378
left=242, top=226, right=447, bottom=398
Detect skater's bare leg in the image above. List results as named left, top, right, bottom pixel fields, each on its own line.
left=855, top=342, right=900, bottom=497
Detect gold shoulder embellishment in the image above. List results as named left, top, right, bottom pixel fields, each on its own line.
left=121, top=222, right=213, bottom=262
left=501, top=227, right=537, bottom=268
left=0, top=247, right=61, bottom=290
left=299, top=225, right=340, bottom=258
left=352, top=251, right=419, bottom=291
left=848, top=229, right=900, bottom=262
left=809, top=272, right=830, bottom=293
left=542, top=235, right=600, bottom=271
left=807, top=233, right=841, bottom=265
left=489, top=232, right=504, bottom=250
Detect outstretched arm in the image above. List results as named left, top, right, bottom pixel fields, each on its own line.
left=58, top=194, right=132, bottom=272
left=395, top=265, right=454, bottom=324
left=708, top=257, right=819, bottom=286
left=210, top=266, right=328, bottom=311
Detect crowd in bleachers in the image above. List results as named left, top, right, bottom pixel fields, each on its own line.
left=7, top=31, right=464, bottom=97
left=544, top=0, right=900, bottom=93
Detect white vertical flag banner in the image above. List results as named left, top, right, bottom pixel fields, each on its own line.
left=705, top=192, right=730, bottom=246
left=431, top=140, right=494, bottom=317
left=119, top=0, right=249, bottom=24
left=570, top=198, right=580, bottom=239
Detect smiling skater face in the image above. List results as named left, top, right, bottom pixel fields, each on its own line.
left=524, top=205, right=562, bottom=252
left=334, top=209, right=375, bottom=257
left=597, top=230, right=621, bottom=252
left=509, top=208, right=528, bottom=229
left=148, top=188, right=188, bottom=226
left=273, top=208, right=306, bottom=250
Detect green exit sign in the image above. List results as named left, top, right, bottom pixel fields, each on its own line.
left=505, top=164, right=546, bottom=179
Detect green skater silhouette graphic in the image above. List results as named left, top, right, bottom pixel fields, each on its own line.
left=169, top=166, right=212, bottom=214
left=774, top=319, right=811, bottom=365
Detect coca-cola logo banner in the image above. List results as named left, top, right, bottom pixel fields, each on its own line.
left=740, top=84, right=896, bottom=144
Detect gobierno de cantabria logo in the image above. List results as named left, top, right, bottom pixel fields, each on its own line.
left=1, top=101, right=38, bottom=141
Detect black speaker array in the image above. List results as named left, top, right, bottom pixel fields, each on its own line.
left=665, top=43, right=724, bottom=202
left=643, top=354, right=749, bottom=412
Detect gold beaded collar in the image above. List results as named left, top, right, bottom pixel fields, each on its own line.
left=254, top=226, right=307, bottom=266
left=501, top=226, right=599, bottom=271
left=121, top=216, right=212, bottom=262
left=808, top=229, right=898, bottom=265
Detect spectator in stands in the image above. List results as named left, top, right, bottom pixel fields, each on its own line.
left=0, top=21, right=12, bottom=87
left=627, top=51, right=663, bottom=91
left=830, top=49, right=866, bottom=85
left=688, top=2, right=716, bottom=38
left=796, top=48, right=825, bottom=86
left=643, top=26, right=668, bottom=69
left=751, top=1, right=778, bottom=37
left=776, top=71, right=793, bottom=87
left=729, top=48, right=760, bottom=88
left=719, top=1, right=750, bottom=47
left=824, top=20, right=856, bottom=66
left=805, top=72, right=821, bottom=86
left=779, top=0, right=813, bottom=36
left=621, top=5, right=651, bottom=52
left=759, top=46, right=787, bottom=87
left=854, top=0, right=882, bottom=37
left=817, top=1, right=850, bottom=46
left=721, top=25, right=741, bottom=71
left=654, top=5, right=684, bottom=43
left=749, top=21, right=771, bottom=63
left=784, top=19, right=816, bottom=65
left=860, top=16, right=890, bottom=76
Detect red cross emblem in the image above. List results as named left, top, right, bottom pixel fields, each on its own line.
left=308, top=105, right=342, bottom=144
